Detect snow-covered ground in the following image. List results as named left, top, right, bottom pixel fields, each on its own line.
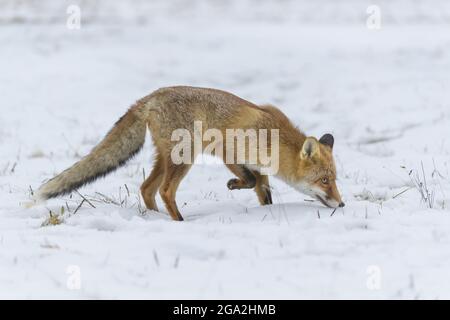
left=1, top=0, right=450, bottom=299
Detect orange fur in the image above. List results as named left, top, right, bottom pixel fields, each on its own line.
left=33, top=86, right=344, bottom=220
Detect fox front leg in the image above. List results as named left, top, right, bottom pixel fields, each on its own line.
left=225, top=165, right=256, bottom=190
left=253, top=171, right=272, bottom=205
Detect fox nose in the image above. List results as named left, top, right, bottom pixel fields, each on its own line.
left=339, top=202, right=345, bottom=207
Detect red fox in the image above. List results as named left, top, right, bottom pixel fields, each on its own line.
left=30, top=86, right=344, bottom=221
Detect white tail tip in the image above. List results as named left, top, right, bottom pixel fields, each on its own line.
left=22, top=194, right=46, bottom=209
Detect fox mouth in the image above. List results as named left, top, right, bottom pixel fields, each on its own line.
left=316, top=195, right=333, bottom=208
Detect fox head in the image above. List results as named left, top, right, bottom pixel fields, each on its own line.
left=294, top=134, right=344, bottom=208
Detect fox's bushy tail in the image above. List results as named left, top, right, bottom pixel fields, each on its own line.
left=32, top=105, right=148, bottom=203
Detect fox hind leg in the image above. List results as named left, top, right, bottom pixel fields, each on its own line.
left=159, top=163, right=191, bottom=221
left=140, top=154, right=164, bottom=211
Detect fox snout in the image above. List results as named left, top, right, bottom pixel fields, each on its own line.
left=295, top=180, right=344, bottom=209
left=316, top=195, right=345, bottom=208
left=314, top=181, right=344, bottom=209
left=316, top=196, right=345, bottom=208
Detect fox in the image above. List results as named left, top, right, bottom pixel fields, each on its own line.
left=30, top=86, right=344, bottom=221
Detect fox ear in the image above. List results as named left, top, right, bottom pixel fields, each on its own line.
left=300, top=137, right=320, bottom=160
left=319, top=133, right=334, bottom=149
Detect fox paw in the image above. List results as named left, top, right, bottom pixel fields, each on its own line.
left=227, top=179, right=240, bottom=190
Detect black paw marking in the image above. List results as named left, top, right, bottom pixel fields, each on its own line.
left=227, top=179, right=240, bottom=190
left=264, top=191, right=273, bottom=205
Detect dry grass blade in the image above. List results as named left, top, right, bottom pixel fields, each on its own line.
left=75, top=190, right=96, bottom=208
left=94, top=192, right=120, bottom=206
left=409, top=162, right=436, bottom=208
left=73, top=199, right=86, bottom=214
left=330, top=208, right=337, bottom=217
left=393, top=187, right=412, bottom=199
left=153, top=250, right=159, bottom=267
left=41, top=211, right=63, bottom=227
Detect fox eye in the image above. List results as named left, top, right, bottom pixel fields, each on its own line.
left=321, top=177, right=329, bottom=184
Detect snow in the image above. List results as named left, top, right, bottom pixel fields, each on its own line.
left=1, top=0, right=450, bottom=299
